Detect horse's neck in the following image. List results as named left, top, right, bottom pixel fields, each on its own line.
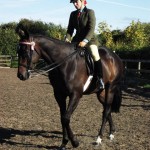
left=38, top=39, right=72, bottom=64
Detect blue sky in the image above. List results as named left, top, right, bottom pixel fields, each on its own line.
left=0, top=0, right=150, bottom=31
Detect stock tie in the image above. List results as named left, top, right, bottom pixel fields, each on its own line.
left=77, top=11, right=81, bottom=18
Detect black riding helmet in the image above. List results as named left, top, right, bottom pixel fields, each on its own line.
left=70, top=0, right=78, bottom=3
left=70, top=0, right=85, bottom=3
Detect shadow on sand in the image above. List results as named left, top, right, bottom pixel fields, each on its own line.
left=0, top=127, right=62, bottom=149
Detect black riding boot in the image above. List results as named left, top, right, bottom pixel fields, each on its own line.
left=94, top=59, right=105, bottom=89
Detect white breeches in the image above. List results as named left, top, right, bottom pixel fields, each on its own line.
left=89, top=45, right=100, bottom=61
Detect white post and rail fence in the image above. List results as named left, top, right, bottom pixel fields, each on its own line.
left=0, top=55, right=18, bottom=68
left=122, top=59, right=150, bottom=85
left=122, top=59, right=150, bottom=74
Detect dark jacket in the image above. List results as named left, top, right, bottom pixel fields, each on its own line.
left=66, top=7, right=99, bottom=46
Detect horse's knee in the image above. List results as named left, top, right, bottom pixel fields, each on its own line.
left=62, top=114, right=70, bottom=125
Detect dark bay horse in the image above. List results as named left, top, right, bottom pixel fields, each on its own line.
left=16, top=27, right=124, bottom=150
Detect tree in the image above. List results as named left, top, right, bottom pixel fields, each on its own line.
left=142, top=23, right=150, bottom=45
left=0, top=22, right=17, bottom=30
left=17, top=19, right=66, bottom=40
left=0, top=28, right=18, bottom=55
left=46, top=23, right=66, bottom=40
left=124, top=21, right=148, bottom=50
left=97, top=22, right=114, bottom=49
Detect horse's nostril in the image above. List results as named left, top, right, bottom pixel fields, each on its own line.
left=18, top=73, right=24, bottom=80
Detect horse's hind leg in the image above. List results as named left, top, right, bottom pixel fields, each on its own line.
left=108, top=85, right=122, bottom=140
left=96, top=103, right=112, bottom=145
left=108, top=113, right=115, bottom=140
left=96, top=87, right=115, bottom=145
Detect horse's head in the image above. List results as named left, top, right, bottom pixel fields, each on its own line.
left=16, top=27, right=40, bottom=80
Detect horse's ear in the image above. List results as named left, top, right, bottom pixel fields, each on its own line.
left=16, top=25, right=29, bottom=39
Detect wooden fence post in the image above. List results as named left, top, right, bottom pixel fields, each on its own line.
left=138, top=62, right=141, bottom=74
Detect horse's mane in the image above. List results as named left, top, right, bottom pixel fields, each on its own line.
left=30, top=34, right=114, bottom=58
left=31, top=34, right=66, bottom=45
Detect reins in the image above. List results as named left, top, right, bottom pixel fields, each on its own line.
left=30, top=50, right=79, bottom=78
left=19, top=41, right=79, bottom=78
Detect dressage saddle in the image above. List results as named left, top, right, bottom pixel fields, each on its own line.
left=77, top=47, right=94, bottom=76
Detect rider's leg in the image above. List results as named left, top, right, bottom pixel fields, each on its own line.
left=89, top=45, right=104, bottom=89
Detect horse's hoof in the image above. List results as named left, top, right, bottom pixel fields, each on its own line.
left=57, top=146, right=66, bottom=150
left=109, top=134, right=114, bottom=141
left=95, top=136, right=102, bottom=145
left=92, top=142, right=100, bottom=147
left=92, top=136, right=102, bottom=147
left=72, top=140, right=79, bottom=148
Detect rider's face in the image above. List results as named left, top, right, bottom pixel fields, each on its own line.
left=73, top=0, right=82, bottom=10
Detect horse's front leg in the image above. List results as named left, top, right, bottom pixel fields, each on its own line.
left=63, top=92, right=81, bottom=148
left=54, top=92, right=69, bottom=149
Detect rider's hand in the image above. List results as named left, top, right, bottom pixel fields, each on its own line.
left=78, top=41, right=87, bottom=47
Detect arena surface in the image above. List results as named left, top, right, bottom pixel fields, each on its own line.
left=0, top=68, right=149, bottom=150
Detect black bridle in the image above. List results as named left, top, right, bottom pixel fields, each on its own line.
left=18, top=41, right=35, bottom=71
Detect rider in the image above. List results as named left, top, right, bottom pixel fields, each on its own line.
left=65, top=0, right=104, bottom=89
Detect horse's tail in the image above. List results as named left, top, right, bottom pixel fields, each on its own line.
left=111, top=85, right=122, bottom=113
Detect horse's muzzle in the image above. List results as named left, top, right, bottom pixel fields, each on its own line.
left=17, top=71, right=30, bottom=81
